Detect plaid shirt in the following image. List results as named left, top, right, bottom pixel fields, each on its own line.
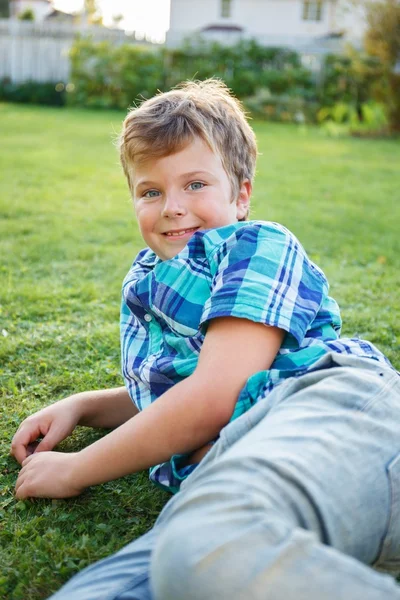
left=121, top=221, right=393, bottom=493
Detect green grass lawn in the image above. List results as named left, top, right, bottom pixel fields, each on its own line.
left=1, top=103, right=400, bottom=599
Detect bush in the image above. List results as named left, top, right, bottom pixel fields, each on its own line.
left=165, top=39, right=313, bottom=99
left=0, top=79, right=66, bottom=106
left=244, top=88, right=319, bottom=123
left=68, top=38, right=165, bottom=109
left=18, top=8, right=34, bottom=21
left=318, top=48, right=382, bottom=110
left=317, top=101, right=388, bottom=137
left=68, top=37, right=314, bottom=110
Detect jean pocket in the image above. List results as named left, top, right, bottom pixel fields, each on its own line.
left=373, top=453, right=400, bottom=573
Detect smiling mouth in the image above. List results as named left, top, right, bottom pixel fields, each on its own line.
left=163, top=227, right=199, bottom=238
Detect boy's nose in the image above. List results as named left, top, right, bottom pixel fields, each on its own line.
left=161, top=195, right=187, bottom=218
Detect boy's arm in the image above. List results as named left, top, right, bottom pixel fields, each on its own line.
left=15, top=317, right=284, bottom=499
left=76, top=386, right=138, bottom=428
left=11, top=386, right=138, bottom=464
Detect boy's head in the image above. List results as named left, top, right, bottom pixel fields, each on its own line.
left=119, top=79, right=257, bottom=204
left=118, top=79, right=258, bottom=259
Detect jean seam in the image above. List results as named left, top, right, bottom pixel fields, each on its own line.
left=359, top=370, right=400, bottom=414
left=373, top=453, right=400, bottom=571
left=107, top=572, right=150, bottom=600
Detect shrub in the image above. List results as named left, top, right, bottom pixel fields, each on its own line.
left=0, top=79, right=66, bottom=106
left=18, top=8, right=35, bottom=21
left=68, top=38, right=164, bottom=109
left=244, top=88, right=319, bottom=123
left=317, top=100, right=388, bottom=137
left=318, top=48, right=382, bottom=110
left=67, top=37, right=313, bottom=110
left=165, top=39, right=313, bottom=99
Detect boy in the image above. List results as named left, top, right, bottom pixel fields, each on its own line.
left=11, top=80, right=400, bottom=599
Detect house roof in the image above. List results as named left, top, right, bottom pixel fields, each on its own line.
left=46, top=9, right=75, bottom=20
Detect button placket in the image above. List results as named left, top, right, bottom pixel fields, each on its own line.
left=144, top=312, right=163, bottom=356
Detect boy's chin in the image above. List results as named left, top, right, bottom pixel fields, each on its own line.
left=159, top=246, right=185, bottom=261
left=157, top=234, right=198, bottom=260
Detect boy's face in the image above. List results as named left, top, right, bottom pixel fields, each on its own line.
left=132, top=137, right=251, bottom=260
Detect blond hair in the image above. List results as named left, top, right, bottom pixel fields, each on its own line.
left=118, top=79, right=257, bottom=218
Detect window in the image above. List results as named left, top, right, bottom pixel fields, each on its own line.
left=302, top=1, right=324, bottom=22
left=221, top=0, right=232, bottom=18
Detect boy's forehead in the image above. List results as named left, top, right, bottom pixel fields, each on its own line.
left=131, top=138, right=224, bottom=183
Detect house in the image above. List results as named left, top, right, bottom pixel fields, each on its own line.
left=166, top=0, right=366, bottom=53
left=45, top=9, right=75, bottom=23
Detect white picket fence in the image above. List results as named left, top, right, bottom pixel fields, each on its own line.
left=0, top=19, right=148, bottom=83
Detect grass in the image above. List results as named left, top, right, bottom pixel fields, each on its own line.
left=1, top=103, right=399, bottom=599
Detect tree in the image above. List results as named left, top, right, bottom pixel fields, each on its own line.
left=0, top=0, right=10, bottom=18
left=363, top=0, right=400, bottom=131
left=84, top=0, right=103, bottom=25
left=112, top=13, right=124, bottom=28
left=18, top=8, right=35, bottom=21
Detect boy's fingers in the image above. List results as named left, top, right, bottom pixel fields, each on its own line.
left=15, top=480, right=29, bottom=500
left=35, top=429, right=61, bottom=453
left=11, top=422, right=42, bottom=463
left=10, top=433, right=31, bottom=464
left=21, top=455, right=35, bottom=468
left=10, top=445, right=27, bottom=465
left=15, top=470, right=28, bottom=498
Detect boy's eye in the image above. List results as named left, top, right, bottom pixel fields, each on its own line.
left=188, top=182, right=205, bottom=191
left=143, top=190, right=161, bottom=198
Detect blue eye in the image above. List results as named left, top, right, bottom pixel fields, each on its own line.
left=143, top=190, right=160, bottom=198
left=189, top=182, right=205, bottom=191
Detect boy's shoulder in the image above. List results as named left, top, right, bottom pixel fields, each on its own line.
left=200, top=220, right=298, bottom=264
left=201, top=219, right=292, bottom=250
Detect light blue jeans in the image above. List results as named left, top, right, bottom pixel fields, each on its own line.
left=49, top=353, right=400, bottom=599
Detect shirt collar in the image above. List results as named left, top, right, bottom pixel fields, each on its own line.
left=135, top=248, right=161, bottom=268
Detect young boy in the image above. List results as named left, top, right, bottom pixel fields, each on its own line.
left=12, top=80, right=400, bottom=599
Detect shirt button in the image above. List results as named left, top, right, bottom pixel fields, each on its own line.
left=144, top=314, right=152, bottom=322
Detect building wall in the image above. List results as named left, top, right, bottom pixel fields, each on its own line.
left=169, top=0, right=220, bottom=31
left=234, top=0, right=332, bottom=36
left=166, top=0, right=365, bottom=47
left=334, top=0, right=366, bottom=39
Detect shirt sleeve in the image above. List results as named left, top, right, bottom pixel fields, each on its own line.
left=200, top=222, right=328, bottom=345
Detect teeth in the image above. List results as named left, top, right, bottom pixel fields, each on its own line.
left=166, top=228, right=195, bottom=237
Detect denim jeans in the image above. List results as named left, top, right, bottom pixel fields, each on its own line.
left=49, top=353, right=400, bottom=599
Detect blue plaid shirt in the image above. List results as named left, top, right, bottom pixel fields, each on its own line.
left=120, top=221, right=393, bottom=493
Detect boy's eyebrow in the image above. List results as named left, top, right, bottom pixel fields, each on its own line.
left=135, top=180, right=158, bottom=189
left=180, top=170, right=215, bottom=179
left=135, top=171, right=216, bottom=190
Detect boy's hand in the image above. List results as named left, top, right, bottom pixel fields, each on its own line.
left=10, top=399, right=81, bottom=465
left=15, top=451, right=84, bottom=499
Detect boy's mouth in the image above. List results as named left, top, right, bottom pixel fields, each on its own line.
left=162, top=227, right=199, bottom=238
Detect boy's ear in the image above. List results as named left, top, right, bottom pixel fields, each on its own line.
left=236, top=180, right=252, bottom=220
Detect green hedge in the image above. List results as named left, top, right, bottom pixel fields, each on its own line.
left=66, top=37, right=314, bottom=111
left=1, top=37, right=387, bottom=127
left=0, top=79, right=66, bottom=106
left=164, top=39, right=313, bottom=98
left=68, top=39, right=165, bottom=108
left=317, top=51, right=382, bottom=109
